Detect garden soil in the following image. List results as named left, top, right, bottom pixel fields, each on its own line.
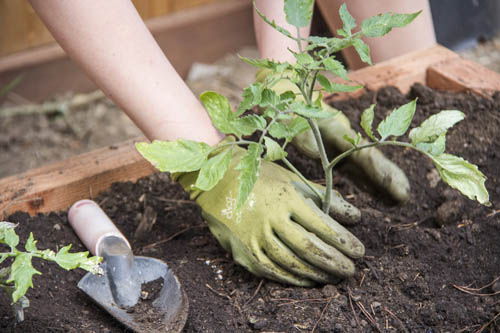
left=1, top=84, right=500, bottom=332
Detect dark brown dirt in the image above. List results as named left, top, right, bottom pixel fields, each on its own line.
left=1, top=84, right=500, bottom=332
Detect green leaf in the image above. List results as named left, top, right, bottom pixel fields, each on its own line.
left=195, top=148, right=233, bottom=191
left=344, top=132, right=361, bottom=147
left=409, top=110, right=465, bottom=145
left=377, top=99, right=417, bottom=140
left=254, top=1, right=294, bottom=39
left=323, top=58, right=348, bottom=81
left=24, top=233, right=37, bottom=252
left=236, top=143, right=263, bottom=208
left=7, top=253, right=40, bottom=303
left=338, top=3, right=356, bottom=37
left=237, top=83, right=265, bottom=116
left=430, top=153, right=490, bottom=206
left=201, top=91, right=235, bottom=133
left=416, top=134, right=446, bottom=156
left=232, top=115, right=267, bottom=136
left=361, top=11, right=421, bottom=37
left=361, top=104, right=377, bottom=141
left=264, top=137, right=287, bottom=161
left=136, top=139, right=210, bottom=173
left=269, top=116, right=310, bottom=141
left=284, top=0, right=314, bottom=28
left=55, top=245, right=102, bottom=274
left=291, top=101, right=336, bottom=118
left=260, top=89, right=280, bottom=108
left=352, top=38, right=372, bottom=65
left=317, top=74, right=363, bottom=93
left=238, top=56, right=280, bottom=70
left=0, top=225, right=19, bottom=252
left=294, top=52, right=315, bottom=66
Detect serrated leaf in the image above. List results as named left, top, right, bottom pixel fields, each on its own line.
left=238, top=56, right=280, bottom=69
left=338, top=3, right=356, bottom=37
left=7, top=253, right=40, bottom=303
left=0, top=226, right=19, bottom=251
left=232, top=115, right=267, bottom=136
left=136, top=139, right=210, bottom=173
left=284, top=0, right=314, bottom=28
left=317, top=74, right=362, bottom=93
left=55, top=245, right=102, bottom=274
left=377, top=99, right=417, bottom=140
left=236, top=143, right=263, bottom=208
left=260, top=89, right=280, bottom=108
left=430, top=153, right=490, bottom=206
left=323, top=58, right=348, bottom=81
left=361, top=104, right=377, bottom=141
left=24, top=233, right=37, bottom=252
left=352, top=38, right=372, bottom=65
left=416, top=134, right=446, bottom=156
left=254, top=1, right=294, bottom=39
left=295, top=52, right=314, bottom=66
left=237, top=83, right=265, bottom=116
left=264, top=137, right=287, bottom=161
left=269, top=116, right=309, bottom=141
left=291, top=101, right=335, bottom=118
left=361, top=11, right=421, bottom=37
left=195, top=148, right=233, bottom=191
left=201, top=91, right=235, bottom=133
left=409, top=110, right=465, bottom=145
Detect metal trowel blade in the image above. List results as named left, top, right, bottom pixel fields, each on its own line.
left=78, top=256, right=188, bottom=333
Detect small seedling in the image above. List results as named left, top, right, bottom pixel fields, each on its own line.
left=137, top=1, right=489, bottom=216
left=0, top=222, right=102, bottom=322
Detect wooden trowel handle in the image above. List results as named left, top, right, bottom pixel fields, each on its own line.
left=68, top=199, right=131, bottom=256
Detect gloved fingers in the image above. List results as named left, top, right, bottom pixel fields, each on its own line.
left=205, top=214, right=316, bottom=286
left=273, top=218, right=357, bottom=278
left=245, top=248, right=316, bottom=287
left=290, top=196, right=364, bottom=259
left=262, top=234, right=339, bottom=284
left=351, top=148, right=410, bottom=203
left=293, top=181, right=361, bottom=226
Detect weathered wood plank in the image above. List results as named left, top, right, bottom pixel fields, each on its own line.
left=0, top=137, right=155, bottom=217
left=427, top=57, right=500, bottom=98
left=325, top=45, right=459, bottom=102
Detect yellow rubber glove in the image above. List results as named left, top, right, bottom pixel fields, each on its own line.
left=175, top=146, right=364, bottom=286
left=256, top=69, right=410, bottom=203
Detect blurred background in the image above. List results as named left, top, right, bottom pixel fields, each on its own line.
left=1, top=0, right=499, bottom=178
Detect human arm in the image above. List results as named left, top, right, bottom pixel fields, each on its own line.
left=316, top=0, right=436, bottom=69
left=28, top=0, right=222, bottom=144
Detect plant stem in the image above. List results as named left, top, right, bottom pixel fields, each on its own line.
left=327, top=140, right=415, bottom=172
left=282, top=158, right=323, bottom=200
left=307, top=119, right=332, bottom=213
left=296, top=27, right=303, bottom=53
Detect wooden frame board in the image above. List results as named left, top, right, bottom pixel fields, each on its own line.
left=2, top=45, right=500, bottom=216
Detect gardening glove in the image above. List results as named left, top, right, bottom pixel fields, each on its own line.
left=174, top=144, right=364, bottom=286
left=256, top=69, right=410, bottom=203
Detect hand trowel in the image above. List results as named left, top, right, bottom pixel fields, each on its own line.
left=68, top=199, right=188, bottom=332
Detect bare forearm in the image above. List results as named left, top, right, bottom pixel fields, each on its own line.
left=29, top=0, right=222, bottom=144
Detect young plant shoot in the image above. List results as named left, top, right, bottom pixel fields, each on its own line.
left=137, top=1, right=489, bottom=217
left=0, top=222, right=102, bottom=322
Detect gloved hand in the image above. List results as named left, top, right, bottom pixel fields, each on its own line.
left=256, top=70, right=410, bottom=203
left=175, top=146, right=364, bottom=286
